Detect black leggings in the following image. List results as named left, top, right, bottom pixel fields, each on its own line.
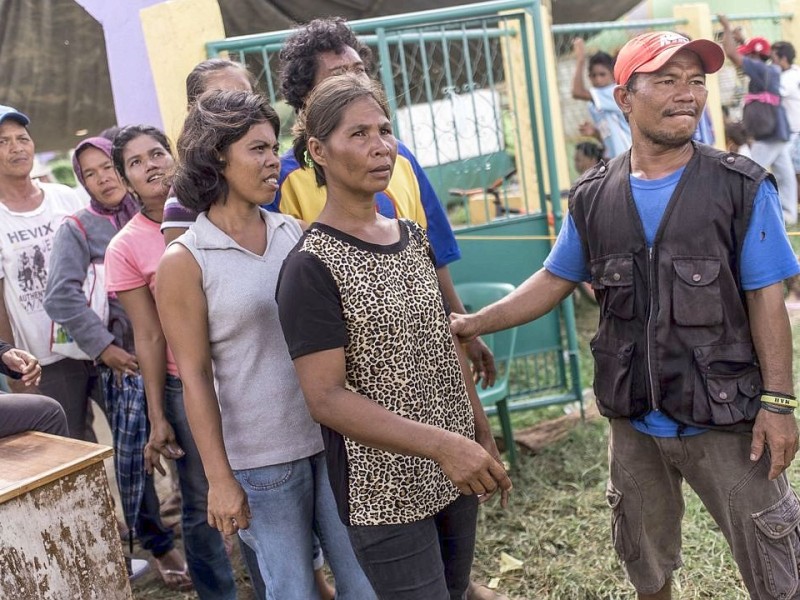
left=347, top=494, right=479, bottom=600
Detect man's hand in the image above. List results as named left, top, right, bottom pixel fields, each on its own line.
left=578, top=121, right=600, bottom=139
left=450, top=312, right=482, bottom=343
left=99, top=344, right=139, bottom=377
left=466, top=337, right=496, bottom=388
left=2, top=348, right=41, bottom=387
left=717, top=14, right=730, bottom=31
left=207, top=476, right=251, bottom=535
left=144, top=418, right=185, bottom=476
left=750, top=409, right=799, bottom=480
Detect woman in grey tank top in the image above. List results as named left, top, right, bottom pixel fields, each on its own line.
left=155, top=90, right=374, bottom=600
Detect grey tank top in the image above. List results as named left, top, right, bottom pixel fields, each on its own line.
left=176, top=209, right=323, bottom=470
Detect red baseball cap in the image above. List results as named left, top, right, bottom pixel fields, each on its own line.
left=737, top=37, right=771, bottom=58
left=614, top=31, right=725, bottom=86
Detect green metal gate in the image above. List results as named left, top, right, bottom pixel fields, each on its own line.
left=207, top=0, right=584, bottom=412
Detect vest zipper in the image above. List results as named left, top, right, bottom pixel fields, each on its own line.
left=646, top=246, right=658, bottom=412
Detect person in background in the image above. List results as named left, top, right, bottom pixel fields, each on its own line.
left=725, top=121, right=752, bottom=158
left=0, top=340, right=61, bottom=437
left=720, top=16, right=797, bottom=225
left=30, top=158, right=53, bottom=184
left=573, top=138, right=605, bottom=175
left=691, top=107, right=716, bottom=146
left=43, top=135, right=190, bottom=591
left=0, top=105, right=90, bottom=438
left=682, top=34, right=716, bottom=147
left=105, top=125, right=236, bottom=599
left=571, top=38, right=632, bottom=159
left=278, top=74, right=511, bottom=600
left=0, top=390, right=65, bottom=437
left=771, top=41, right=800, bottom=202
left=161, top=58, right=255, bottom=245
left=0, top=335, right=151, bottom=581
left=159, top=89, right=375, bottom=600
left=452, top=31, right=800, bottom=600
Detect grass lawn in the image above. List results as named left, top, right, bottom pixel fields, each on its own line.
left=133, top=233, right=800, bottom=598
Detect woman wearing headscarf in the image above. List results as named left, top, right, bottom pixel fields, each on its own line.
left=43, top=135, right=191, bottom=591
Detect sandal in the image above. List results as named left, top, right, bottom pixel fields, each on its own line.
left=154, top=549, right=193, bottom=591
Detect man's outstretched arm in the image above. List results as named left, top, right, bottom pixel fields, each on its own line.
left=450, top=268, right=577, bottom=340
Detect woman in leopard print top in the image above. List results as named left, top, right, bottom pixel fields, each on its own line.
left=277, top=74, right=512, bottom=599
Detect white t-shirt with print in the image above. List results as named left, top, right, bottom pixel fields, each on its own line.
left=0, top=182, right=85, bottom=365
left=780, top=64, right=800, bottom=133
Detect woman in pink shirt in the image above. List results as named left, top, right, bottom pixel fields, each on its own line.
left=105, top=125, right=236, bottom=599
left=44, top=134, right=190, bottom=590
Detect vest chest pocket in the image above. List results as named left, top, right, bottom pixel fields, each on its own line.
left=591, top=254, right=634, bottom=321
left=672, top=257, right=722, bottom=326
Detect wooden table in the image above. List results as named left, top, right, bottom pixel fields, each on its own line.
left=0, top=431, right=132, bottom=599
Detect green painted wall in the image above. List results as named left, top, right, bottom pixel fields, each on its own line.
left=450, top=215, right=562, bottom=357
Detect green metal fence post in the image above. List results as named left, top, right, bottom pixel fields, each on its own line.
left=530, top=0, right=584, bottom=419
left=375, top=27, right=399, bottom=128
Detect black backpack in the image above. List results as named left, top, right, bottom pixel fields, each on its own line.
left=742, top=67, right=779, bottom=140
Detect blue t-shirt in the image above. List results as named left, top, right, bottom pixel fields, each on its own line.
left=268, top=141, right=461, bottom=268
left=545, top=169, right=800, bottom=437
left=588, top=85, right=632, bottom=159
left=692, top=108, right=715, bottom=146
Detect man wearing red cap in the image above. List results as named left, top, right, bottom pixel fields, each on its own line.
left=719, top=15, right=797, bottom=225
left=452, top=30, right=800, bottom=600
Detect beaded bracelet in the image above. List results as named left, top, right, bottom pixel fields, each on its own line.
left=760, top=401, right=795, bottom=415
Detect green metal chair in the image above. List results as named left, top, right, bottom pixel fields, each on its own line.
left=455, top=282, right=519, bottom=470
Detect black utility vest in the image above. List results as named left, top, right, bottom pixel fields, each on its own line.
left=570, top=144, right=772, bottom=432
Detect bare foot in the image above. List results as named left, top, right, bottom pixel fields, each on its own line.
left=314, top=567, right=335, bottom=600
left=468, top=580, right=509, bottom=600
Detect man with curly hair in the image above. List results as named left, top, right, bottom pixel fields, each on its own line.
left=277, top=17, right=375, bottom=117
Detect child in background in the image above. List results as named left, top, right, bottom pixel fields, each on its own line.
left=571, top=38, right=631, bottom=159
left=725, top=122, right=752, bottom=158
left=573, top=138, right=605, bottom=175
